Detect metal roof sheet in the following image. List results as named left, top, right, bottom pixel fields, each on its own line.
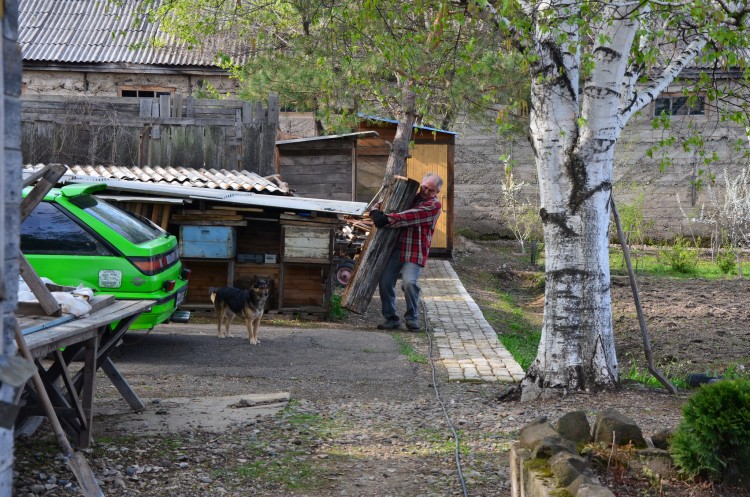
left=19, top=0, right=250, bottom=67
left=23, top=164, right=288, bottom=195
left=276, top=131, right=379, bottom=146
left=357, top=114, right=458, bottom=136
left=65, top=175, right=366, bottom=216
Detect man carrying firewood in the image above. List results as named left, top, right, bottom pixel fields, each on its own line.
left=369, top=173, right=443, bottom=331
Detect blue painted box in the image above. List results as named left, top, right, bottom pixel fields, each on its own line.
left=179, top=226, right=237, bottom=259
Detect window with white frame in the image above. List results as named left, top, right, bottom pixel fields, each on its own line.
left=654, top=95, right=705, bottom=117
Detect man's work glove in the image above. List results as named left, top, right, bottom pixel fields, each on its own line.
left=370, top=210, right=390, bottom=228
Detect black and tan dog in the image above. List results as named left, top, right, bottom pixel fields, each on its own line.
left=209, top=277, right=270, bottom=345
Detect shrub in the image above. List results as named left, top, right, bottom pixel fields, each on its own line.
left=716, top=247, right=738, bottom=276
left=658, top=236, right=699, bottom=274
left=328, top=294, right=347, bottom=320
left=670, top=379, right=750, bottom=481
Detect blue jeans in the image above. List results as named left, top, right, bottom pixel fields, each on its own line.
left=379, top=247, right=423, bottom=323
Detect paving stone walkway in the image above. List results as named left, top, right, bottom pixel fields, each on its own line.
left=420, top=259, right=526, bottom=383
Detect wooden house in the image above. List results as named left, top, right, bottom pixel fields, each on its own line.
left=357, top=117, right=456, bottom=257
left=22, top=165, right=367, bottom=319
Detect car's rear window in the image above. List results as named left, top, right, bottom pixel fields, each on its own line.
left=21, top=202, right=114, bottom=255
left=69, top=195, right=164, bottom=245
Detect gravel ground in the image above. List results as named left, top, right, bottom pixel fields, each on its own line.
left=13, top=242, right=724, bottom=497
left=13, top=319, right=690, bottom=497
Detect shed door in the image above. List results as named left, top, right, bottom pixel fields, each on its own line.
left=406, top=144, right=448, bottom=250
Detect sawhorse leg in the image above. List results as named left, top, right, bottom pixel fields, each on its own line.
left=100, top=357, right=144, bottom=411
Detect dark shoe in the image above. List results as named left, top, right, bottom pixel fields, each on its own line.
left=377, top=319, right=401, bottom=330
left=406, top=320, right=420, bottom=330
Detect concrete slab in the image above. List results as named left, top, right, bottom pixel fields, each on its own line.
left=94, top=392, right=290, bottom=436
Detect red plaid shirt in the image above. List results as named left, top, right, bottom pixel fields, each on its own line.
left=387, top=194, right=442, bottom=267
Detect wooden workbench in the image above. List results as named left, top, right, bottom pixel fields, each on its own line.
left=16, top=298, right=152, bottom=448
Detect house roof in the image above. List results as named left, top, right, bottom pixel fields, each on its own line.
left=276, top=131, right=379, bottom=146
left=19, top=0, right=249, bottom=67
left=23, top=164, right=289, bottom=195
left=357, top=114, right=458, bottom=136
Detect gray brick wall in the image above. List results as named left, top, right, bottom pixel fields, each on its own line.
left=454, top=110, right=747, bottom=242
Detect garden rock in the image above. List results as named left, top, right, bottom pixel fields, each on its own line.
left=530, top=435, right=577, bottom=459
left=650, top=427, right=674, bottom=450
left=555, top=410, right=592, bottom=445
left=549, top=451, right=589, bottom=486
left=518, top=416, right=557, bottom=449
left=592, top=408, right=647, bottom=448
left=576, top=483, right=616, bottom=497
left=635, top=448, right=677, bottom=479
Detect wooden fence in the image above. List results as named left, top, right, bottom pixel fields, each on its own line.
left=21, top=94, right=278, bottom=175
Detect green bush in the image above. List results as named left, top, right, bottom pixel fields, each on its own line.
left=658, top=236, right=699, bottom=274
left=716, top=248, right=738, bottom=276
left=670, top=379, right=750, bottom=481
left=328, top=294, right=347, bottom=320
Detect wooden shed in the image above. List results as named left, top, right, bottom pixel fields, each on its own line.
left=275, top=131, right=378, bottom=201
left=357, top=117, right=456, bottom=257
left=114, top=185, right=362, bottom=319
left=23, top=166, right=367, bottom=319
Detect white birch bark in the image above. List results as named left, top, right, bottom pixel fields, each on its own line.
left=480, top=0, right=732, bottom=400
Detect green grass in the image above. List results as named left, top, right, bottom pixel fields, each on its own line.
left=609, top=247, right=750, bottom=279
left=216, top=403, right=338, bottom=490
left=620, top=360, right=689, bottom=390
left=477, top=289, right=541, bottom=371
left=410, top=427, right=469, bottom=456
left=394, top=334, right=428, bottom=363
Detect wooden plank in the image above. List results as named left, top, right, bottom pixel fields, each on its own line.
left=342, top=176, right=419, bottom=314
left=53, top=349, right=88, bottom=442
left=139, top=98, right=152, bottom=117
left=22, top=300, right=152, bottom=357
left=281, top=257, right=330, bottom=264
left=78, top=337, right=97, bottom=447
left=19, top=255, right=61, bottom=317
left=283, top=226, right=331, bottom=259
left=101, top=357, right=145, bottom=412
left=170, top=219, right=247, bottom=226
left=279, top=213, right=340, bottom=224
left=160, top=204, right=172, bottom=230
left=20, top=164, right=67, bottom=221
left=20, top=315, right=75, bottom=335
left=160, top=94, right=172, bottom=120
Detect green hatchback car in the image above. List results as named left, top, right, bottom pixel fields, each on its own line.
left=21, top=183, right=190, bottom=330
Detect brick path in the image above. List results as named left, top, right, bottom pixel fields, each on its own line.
left=419, top=259, right=526, bottom=383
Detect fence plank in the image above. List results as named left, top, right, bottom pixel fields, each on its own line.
left=21, top=95, right=277, bottom=171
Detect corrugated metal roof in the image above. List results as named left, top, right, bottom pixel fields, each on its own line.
left=276, top=131, right=379, bottom=146
left=19, top=0, right=249, bottom=67
left=23, top=164, right=288, bottom=194
left=54, top=174, right=367, bottom=216
left=357, top=114, right=458, bottom=136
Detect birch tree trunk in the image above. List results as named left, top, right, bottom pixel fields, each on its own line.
left=517, top=0, right=711, bottom=399
left=520, top=2, right=637, bottom=399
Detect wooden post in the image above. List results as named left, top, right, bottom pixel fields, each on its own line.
left=611, top=194, right=676, bottom=394
left=341, top=176, right=419, bottom=314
